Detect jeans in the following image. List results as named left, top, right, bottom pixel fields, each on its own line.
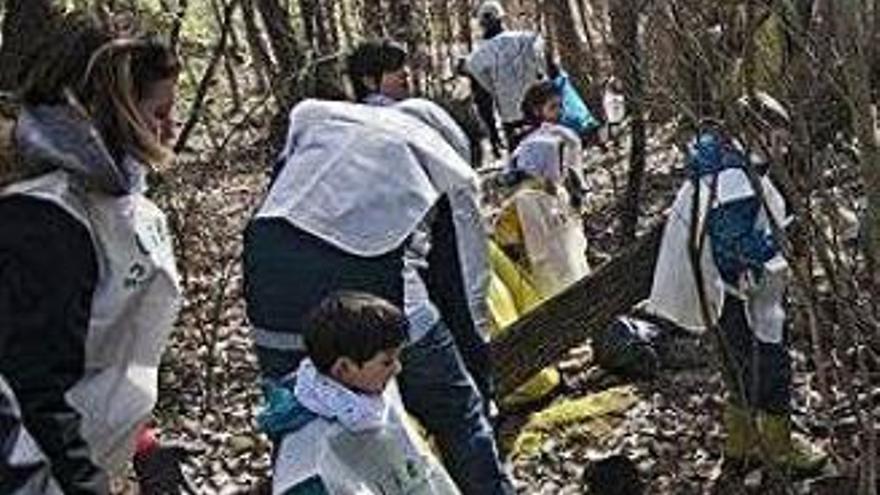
left=718, top=295, right=791, bottom=414
left=398, top=321, right=514, bottom=495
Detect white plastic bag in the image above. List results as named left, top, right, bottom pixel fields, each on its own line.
left=514, top=189, right=589, bottom=297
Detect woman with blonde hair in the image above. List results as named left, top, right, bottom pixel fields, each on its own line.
left=0, top=11, right=185, bottom=493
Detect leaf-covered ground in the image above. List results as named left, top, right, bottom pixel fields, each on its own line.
left=147, top=124, right=870, bottom=494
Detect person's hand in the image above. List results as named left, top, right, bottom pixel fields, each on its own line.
left=133, top=430, right=200, bottom=495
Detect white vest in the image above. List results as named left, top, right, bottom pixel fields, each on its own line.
left=646, top=168, right=789, bottom=342
left=274, top=400, right=460, bottom=495
left=2, top=171, right=181, bottom=472
left=509, top=188, right=589, bottom=297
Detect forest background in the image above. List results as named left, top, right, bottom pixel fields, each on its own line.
left=1, top=0, right=879, bottom=493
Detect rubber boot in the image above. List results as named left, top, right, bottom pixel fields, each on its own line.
left=757, top=413, right=827, bottom=475
left=722, top=403, right=758, bottom=461
left=714, top=404, right=758, bottom=494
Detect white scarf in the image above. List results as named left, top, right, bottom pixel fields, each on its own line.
left=293, top=359, right=391, bottom=432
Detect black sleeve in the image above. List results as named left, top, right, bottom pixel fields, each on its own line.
left=1, top=374, right=62, bottom=494
left=244, top=218, right=406, bottom=378
left=422, top=196, right=495, bottom=401
left=469, top=74, right=503, bottom=153
left=0, top=195, right=108, bottom=494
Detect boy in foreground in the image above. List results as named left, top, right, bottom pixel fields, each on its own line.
left=261, top=292, right=460, bottom=495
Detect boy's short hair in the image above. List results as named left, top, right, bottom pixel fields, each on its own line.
left=304, top=291, right=409, bottom=374
left=521, top=80, right=560, bottom=122
left=346, top=38, right=408, bottom=102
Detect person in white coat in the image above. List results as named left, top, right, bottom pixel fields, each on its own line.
left=465, top=0, right=547, bottom=149
left=647, top=93, right=826, bottom=473
left=0, top=11, right=190, bottom=493
left=244, top=98, right=513, bottom=494
left=493, top=80, right=590, bottom=298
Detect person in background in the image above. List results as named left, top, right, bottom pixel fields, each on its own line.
left=646, top=92, right=827, bottom=476
left=601, top=76, right=626, bottom=147
left=493, top=81, right=590, bottom=300
left=482, top=81, right=590, bottom=409
left=509, top=80, right=588, bottom=207
left=244, top=98, right=513, bottom=494
left=347, top=38, right=411, bottom=106
left=344, top=38, right=500, bottom=410
left=264, top=291, right=460, bottom=495
left=0, top=11, right=192, bottom=493
left=465, top=0, right=546, bottom=154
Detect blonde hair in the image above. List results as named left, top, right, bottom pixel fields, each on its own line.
left=80, top=37, right=178, bottom=167
left=19, top=12, right=180, bottom=169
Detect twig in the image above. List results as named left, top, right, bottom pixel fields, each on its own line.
left=174, top=0, right=242, bottom=153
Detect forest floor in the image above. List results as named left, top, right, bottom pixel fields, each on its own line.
left=147, top=120, right=868, bottom=494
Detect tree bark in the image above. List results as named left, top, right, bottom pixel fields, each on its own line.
left=0, top=0, right=59, bottom=91
left=836, top=0, right=880, bottom=286
left=241, top=0, right=274, bottom=91
left=167, top=0, right=189, bottom=50
left=550, top=0, right=599, bottom=90
left=361, top=0, right=384, bottom=37
left=456, top=0, right=471, bottom=49
left=255, top=0, right=302, bottom=83
left=610, top=0, right=647, bottom=243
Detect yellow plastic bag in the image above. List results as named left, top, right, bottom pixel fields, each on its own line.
left=487, top=240, right=560, bottom=407
left=488, top=240, right=542, bottom=315
left=512, top=386, right=640, bottom=458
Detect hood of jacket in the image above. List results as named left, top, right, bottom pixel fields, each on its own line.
left=0, top=103, right=144, bottom=195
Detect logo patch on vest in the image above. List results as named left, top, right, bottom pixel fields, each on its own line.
left=124, top=262, right=148, bottom=289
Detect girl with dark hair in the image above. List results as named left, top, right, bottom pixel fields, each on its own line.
left=346, top=38, right=411, bottom=105
left=0, top=11, right=185, bottom=493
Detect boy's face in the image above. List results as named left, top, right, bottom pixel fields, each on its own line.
left=539, top=96, right=562, bottom=123
left=334, top=346, right=403, bottom=395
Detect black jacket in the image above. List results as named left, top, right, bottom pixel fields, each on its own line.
left=0, top=195, right=109, bottom=494
left=243, top=196, right=493, bottom=397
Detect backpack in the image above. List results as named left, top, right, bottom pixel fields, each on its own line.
left=592, top=316, right=660, bottom=379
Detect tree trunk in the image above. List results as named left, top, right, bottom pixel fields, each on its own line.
left=174, top=0, right=242, bottom=153
left=299, top=0, right=338, bottom=54
left=491, top=224, right=663, bottom=396
left=456, top=0, right=471, bottom=50
left=255, top=0, right=302, bottom=82
left=551, top=0, right=599, bottom=90
left=836, top=0, right=880, bottom=286
left=610, top=0, right=647, bottom=243
left=241, top=0, right=274, bottom=91
left=167, top=0, right=189, bottom=50
left=0, top=0, right=58, bottom=91
left=361, top=0, right=384, bottom=37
